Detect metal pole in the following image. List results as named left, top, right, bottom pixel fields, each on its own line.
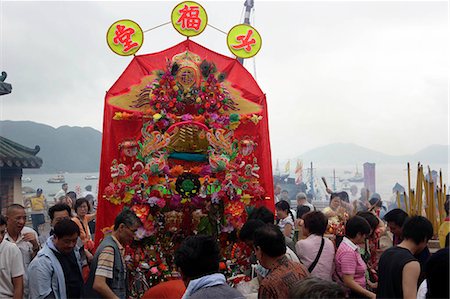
left=238, top=0, right=254, bottom=65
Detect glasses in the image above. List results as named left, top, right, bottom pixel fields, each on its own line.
left=125, top=225, right=138, bottom=233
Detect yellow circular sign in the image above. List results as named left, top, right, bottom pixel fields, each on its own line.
left=227, top=24, right=262, bottom=59
left=171, top=1, right=208, bottom=37
left=106, top=19, right=143, bottom=56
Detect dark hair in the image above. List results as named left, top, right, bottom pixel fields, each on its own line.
left=248, top=206, right=274, bottom=224
left=383, top=208, right=409, bottom=227
left=330, top=193, right=341, bottom=203
left=0, top=215, right=6, bottom=226
left=345, top=216, right=371, bottom=239
left=275, top=200, right=295, bottom=222
left=289, top=277, right=345, bottom=298
left=253, top=224, right=286, bottom=257
left=239, top=219, right=265, bottom=242
left=74, top=197, right=91, bottom=213
left=402, top=216, right=433, bottom=245
left=296, top=205, right=311, bottom=219
left=66, top=191, right=77, bottom=201
left=369, top=197, right=382, bottom=208
left=175, top=235, right=219, bottom=279
left=424, top=247, right=449, bottom=299
left=338, top=191, right=349, bottom=203
left=53, top=219, right=80, bottom=238
left=356, top=212, right=380, bottom=234
left=62, top=183, right=68, bottom=188
left=114, top=208, right=142, bottom=230
left=303, top=211, right=328, bottom=236
left=48, top=204, right=72, bottom=221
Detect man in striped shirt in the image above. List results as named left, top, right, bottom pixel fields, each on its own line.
left=85, top=209, right=142, bottom=299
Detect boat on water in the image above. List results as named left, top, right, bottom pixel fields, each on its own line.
left=21, top=177, right=32, bottom=183
left=84, top=175, right=98, bottom=180
left=47, top=174, right=65, bottom=184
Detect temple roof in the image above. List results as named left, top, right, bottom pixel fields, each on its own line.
left=0, top=136, right=42, bottom=168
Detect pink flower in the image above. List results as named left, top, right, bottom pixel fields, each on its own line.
left=150, top=267, right=159, bottom=274
left=156, top=198, right=166, bottom=208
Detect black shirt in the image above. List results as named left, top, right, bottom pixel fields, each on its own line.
left=377, top=246, right=417, bottom=299
left=51, top=248, right=84, bottom=298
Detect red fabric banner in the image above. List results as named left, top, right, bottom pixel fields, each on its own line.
left=95, top=39, right=274, bottom=245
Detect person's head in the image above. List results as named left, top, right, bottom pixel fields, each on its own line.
left=85, top=185, right=92, bottom=192
left=0, top=215, right=7, bottom=243
left=239, top=219, right=265, bottom=247
left=52, top=219, right=80, bottom=254
left=275, top=200, right=291, bottom=220
left=113, top=208, right=142, bottom=245
left=296, top=192, right=307, bottom=205
left=356, top=211, right=380, bottom=237
left=296, top=205, right=311, bottom=219
left=384, top=208, right=409, bottom=238
left=302, top=211, right=328, bottom=237
left=274, top=184, right=281, bottom=196
left=402, top=216, right=433, bottom=251
left=62, top=183, right=68, bottom=192
left=48, top=203, right=72, bottom=227
left=369, top=193, right=382, bottom=212
left=338, top=191, right=349, bottom=203
left=289, top=277, right=345, bottom=299
left=36, top=188, right=43, bottom=196
left=360, top=187, right=368, bottom=199
left=5, top=204, right=26, bottom=233
left=248, top=206, right=274, bottom=224
left=280, top=189, right=289, bottom=200
left=175, top=235, right=220, bottom=283
left=74, top=198, right=91, bottom=218
left=66, top=191, right=77, bottom=201
left=329, top=193, right=341, bottom=209
left=350, top=185, right=358, bottom=196
left=345, top=216, right=371, bottom=244
left=254, top=224, right=286, bottom=268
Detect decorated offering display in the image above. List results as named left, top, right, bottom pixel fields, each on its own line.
left=99, top=2, right=270, bottom=297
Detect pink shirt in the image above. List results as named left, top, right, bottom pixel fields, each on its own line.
left=295, top=234, right=335, bottom=281
left=335, top=237, right=367, bottom=288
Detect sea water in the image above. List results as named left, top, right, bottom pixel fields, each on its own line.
left=22, top=162, right=449, bottom=203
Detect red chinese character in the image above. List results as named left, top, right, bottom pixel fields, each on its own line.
left=113, top=24, right=139, bottom=52
left=176, top=5, right=201, bottom=30
left=231, top=29, right=256, bottom=52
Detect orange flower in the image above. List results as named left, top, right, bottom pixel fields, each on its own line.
left=170, top=165, right=184, bottom=177
left=190, top=166, right=203, bottom=174
left=193, top=115, right=205, bottom=123
left=148, top=175, right=161, bottom=185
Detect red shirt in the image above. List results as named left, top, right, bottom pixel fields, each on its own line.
left=141, top=279, right=186, bottom=299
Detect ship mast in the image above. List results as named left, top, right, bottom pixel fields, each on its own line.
left=238, top=0, right=254, bottom=65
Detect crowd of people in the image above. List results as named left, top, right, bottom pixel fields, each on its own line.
left=0, top=184, right=448, bottom=299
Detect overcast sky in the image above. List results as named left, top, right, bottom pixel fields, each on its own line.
left=1, top=0, right=448, bottom=160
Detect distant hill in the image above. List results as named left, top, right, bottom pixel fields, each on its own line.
left=1, top=121, right=447, bottom=173
left=0, top=120, right=101, bottom=173
left=297, top=143, right=448, bottom=164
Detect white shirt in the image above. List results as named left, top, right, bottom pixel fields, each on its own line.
left=0, top=240, right=25, bottom=298
left=54, top=189, right=66, bottom=201
left=278, top=216, right=295, bottom=239
left=4, top=226, right=39, bottom=297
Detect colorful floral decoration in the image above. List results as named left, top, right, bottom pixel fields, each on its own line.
left=103, top=50, right=266, bottom=298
